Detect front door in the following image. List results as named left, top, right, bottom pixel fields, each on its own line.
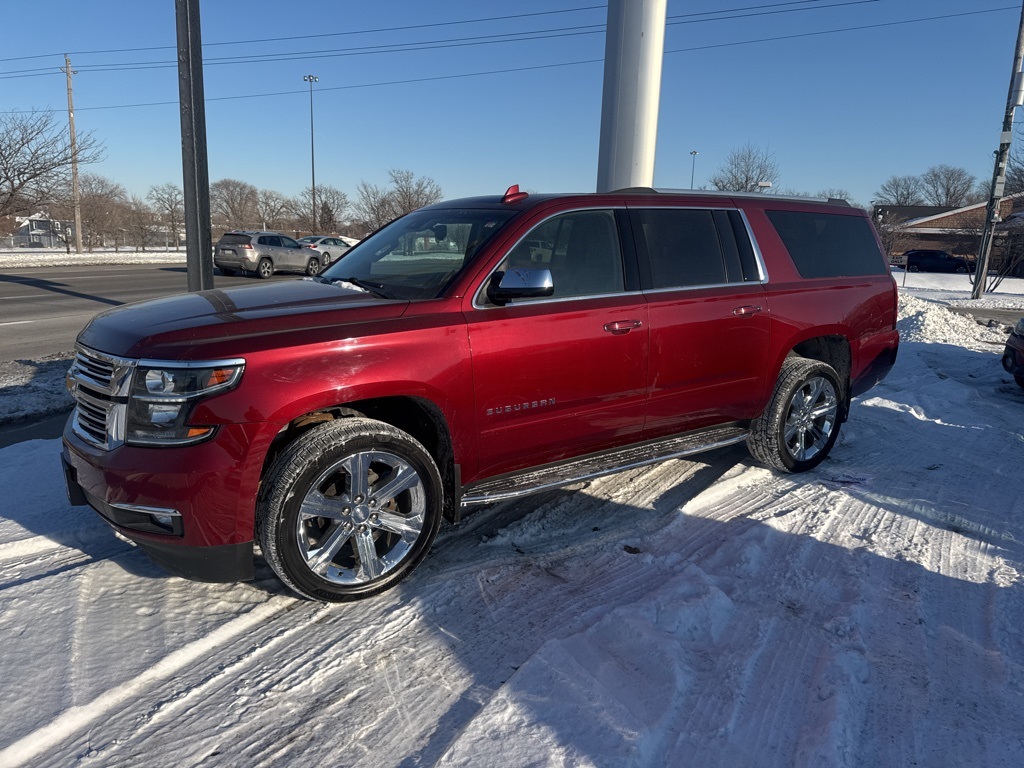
left=465, top=209, right=649, bottom=479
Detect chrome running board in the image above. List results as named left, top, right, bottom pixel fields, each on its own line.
left=460, top=425, right=749, bottom=507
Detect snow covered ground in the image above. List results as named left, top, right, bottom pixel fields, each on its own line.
left=0, top=266, right=1023, bottom=767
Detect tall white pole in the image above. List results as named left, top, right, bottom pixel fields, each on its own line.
left=596, top=0, right=667, bottom=192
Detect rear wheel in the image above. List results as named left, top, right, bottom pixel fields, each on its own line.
left=956, top=265, right=968, bottom=274
left=320, top=251, right=332, bottom=266
left=256, top=257, right=273, bottom=279
left=748, top=358, right=842, bottom=473
left=257, top=419, right=443, bottom=602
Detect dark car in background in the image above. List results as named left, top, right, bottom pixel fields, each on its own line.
left=902, top=249, right=973, bottom=274
left=214, top=231, right=323, bottom=278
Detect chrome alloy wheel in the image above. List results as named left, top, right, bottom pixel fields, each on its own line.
left=782, top=375, right=838, bottom=462
left=296, top=450, right=426, bottom=585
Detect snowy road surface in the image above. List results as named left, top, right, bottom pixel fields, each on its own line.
left=0, top=272, right=1023, bottom=766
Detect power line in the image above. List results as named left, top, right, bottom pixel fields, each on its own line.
left=0, top=4, right=1015, bottom=110
left=0, top=5, right=607, bottom=64
left=0, top=0, right=874, bottom=78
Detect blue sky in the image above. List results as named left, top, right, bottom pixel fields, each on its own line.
left=2, top=0, right=1021, bottom=210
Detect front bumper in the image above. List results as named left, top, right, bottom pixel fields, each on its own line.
left=61, top=415, right=268, bottom=582
left=1003, top=333, right=1024, bottom=377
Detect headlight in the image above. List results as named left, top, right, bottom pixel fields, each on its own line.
left=1014, top=318, right=1024, bottom=337
left=126, top=360, right=244, bottom=446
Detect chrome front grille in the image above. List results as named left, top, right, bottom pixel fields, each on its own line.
left=67, top=346, right=137, bottom=450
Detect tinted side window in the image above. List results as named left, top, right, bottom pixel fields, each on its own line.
left=280, top=236, right=300, bottom=248
left=766, top=210, right=887, bottom=278
left=633, top=209, right=729, bottom=288
left=499, top=210, right=624, bottom=299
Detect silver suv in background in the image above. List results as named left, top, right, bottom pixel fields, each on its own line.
left=296, top=236, right=352, bottom=266
left=214, top=231, right=323, bottom=278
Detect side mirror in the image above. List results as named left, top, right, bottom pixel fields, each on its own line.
left=487, top=268, right=554, bottom=305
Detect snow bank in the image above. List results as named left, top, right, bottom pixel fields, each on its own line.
left=897, top=293, right=1009, bottom=346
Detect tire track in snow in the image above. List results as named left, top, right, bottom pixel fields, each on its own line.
left=0, top=599, right=291, bottom=768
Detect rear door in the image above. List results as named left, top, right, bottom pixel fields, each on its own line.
left=279, top=235, right=304, bottom=270
left=465, top=207, right=649, bottom=478
left=631, top=206, right=771, bottom=438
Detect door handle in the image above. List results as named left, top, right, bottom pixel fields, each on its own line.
left=732, top=305, right=763, bottom=316
left=603, top=319, right=642, bottom=334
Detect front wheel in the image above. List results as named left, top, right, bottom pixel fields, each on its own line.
left=748, top=358, right=843, bottom=473
left=256, top=257, right=274, bottom=279
left=257, top=419, right=443, bottom=601
left=305, top=257, right=321, bottom=276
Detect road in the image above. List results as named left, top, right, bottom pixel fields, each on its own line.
left=0, top=264, right=292, bottom=360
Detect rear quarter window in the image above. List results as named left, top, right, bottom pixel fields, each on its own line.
left=766, top=210, right=887, bottom=278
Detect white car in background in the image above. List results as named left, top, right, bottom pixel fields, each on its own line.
left=296, top=236, right=354, bottom=266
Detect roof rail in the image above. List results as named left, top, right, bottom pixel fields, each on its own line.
left=609, top=187, right=851, bottom=206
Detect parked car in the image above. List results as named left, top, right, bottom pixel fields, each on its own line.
left=1002, top=317, right=1024, bottom=388
left=63, top=186, right=899, bottom=602
left=296, top=235, right=352, bottom=266
left=902, top=249, right=973, bottom=274
left=214, top=230, right=322, bottom=278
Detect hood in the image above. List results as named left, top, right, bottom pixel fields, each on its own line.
left=78, top=278, right=409, bottom=359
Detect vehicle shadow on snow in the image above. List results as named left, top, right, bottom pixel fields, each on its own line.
left=388, top=452, right=1024, bottom=767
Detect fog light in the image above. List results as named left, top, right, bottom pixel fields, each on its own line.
left=151, top=513, right=176, bottom=531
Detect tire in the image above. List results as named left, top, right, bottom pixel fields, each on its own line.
left=256, top=257, right=273, bottom=279
left=956, top=265, right=968, bottom=274
left=217, top=267, right=237, bottom=276
left=748, top=357, right=843, bottom=473
left=305, top=257, right=321, bottom=277
left=320, top=251, right=331, bottom=267
left=908, top=265, right=919, bottom=272
left=256, top=418, right=443, bottom=601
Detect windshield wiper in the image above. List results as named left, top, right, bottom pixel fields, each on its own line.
left=331, top=276, right=394, bottom=299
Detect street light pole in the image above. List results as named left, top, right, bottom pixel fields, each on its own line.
left=689, top=150, right=699, bottom=188
left=304, top=74, right=318, bottom=233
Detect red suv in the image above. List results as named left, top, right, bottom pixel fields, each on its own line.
left=62, top=187, right=899, bottom=601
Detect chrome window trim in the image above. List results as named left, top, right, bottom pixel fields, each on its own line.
left=623, top=204, right=770, bottom=288
left=471, top=204, right=771, bottom=310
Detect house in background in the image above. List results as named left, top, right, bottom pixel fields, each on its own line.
left=12, top=213, right=76, bottom=248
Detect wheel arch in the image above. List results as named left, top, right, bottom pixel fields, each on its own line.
left=781, top=333, right=852, bottom=419
left=261, top=395, right=460, bottom=523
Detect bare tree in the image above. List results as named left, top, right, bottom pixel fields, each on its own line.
left=292, top=184, right=349, bottom=232
left=351, top=170, right=443, bottom=232
left=920, top=164, right=976, bottom=207
left=388, top=169, right=443, bottom=216
left=708, top=144, right=780, bottom=193
left=210, top=178, right=258, bottom=231
left=78, top=173, right=127, bottom=250
left=874, top=175, right=925, bottom=206
left=255, top=188, right=290, bottom=231
left=353, top=181, right=397, bottom=231
left=122, top=196, right=155, bottom=251
left=0, top=110, right=102, bottom=218
left=147, top=183, right=184, bottom=249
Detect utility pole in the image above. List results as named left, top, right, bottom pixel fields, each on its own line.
left=61, top=55, right=83, bottom=254
left=596, top=0, right=667, bottom=192
left=175, top=0, right=214, bottom=291
left=304, top=74, right=318, bottom=233
left=971, top=0, right=1024, bottom=300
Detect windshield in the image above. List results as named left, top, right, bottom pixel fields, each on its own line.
left=298, top=236, right=319, bottom=244
left=321, top=208, right=516, bottom=299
